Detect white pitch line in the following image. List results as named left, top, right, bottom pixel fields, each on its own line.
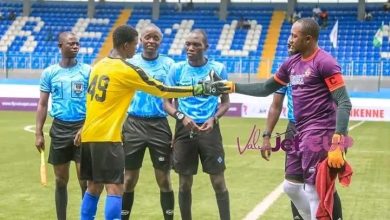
left=24, top=124, right=49, bottom=135
left=348, top=120, right=365, bottom=131
left=243, top=121, right=366, bottom=220
left=243, top=182, right=284, bottom=220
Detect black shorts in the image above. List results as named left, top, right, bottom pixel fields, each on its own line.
left=80, top=142, right=124, bottom=184
left=48, top=118, right=83, bottom=165
left=172, top=122, right=225, bottom=175
left=122, top=115, right=172, bottom=171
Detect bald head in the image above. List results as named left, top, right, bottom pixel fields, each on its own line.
left=295, top=18, right=320, bottom=41
left=57, top=32, right=80, bottom=59
left=58, top=32, right=77, bottom=45
left=141, top=23, right=162, bottom=39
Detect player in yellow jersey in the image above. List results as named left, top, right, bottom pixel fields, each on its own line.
left=79, top=25, right=222, bottom=220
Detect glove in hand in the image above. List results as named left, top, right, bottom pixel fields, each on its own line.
left=327, top=134, right=346, bottom=168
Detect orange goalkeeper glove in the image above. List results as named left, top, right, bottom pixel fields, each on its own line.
left=327, top=134, right=346, bottom=168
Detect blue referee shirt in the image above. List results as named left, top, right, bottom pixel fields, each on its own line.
left=40, top=62, right=90, bottom=122
left=126, top=54, right=175, bottom=118
left=165, top=59, right=228, bottom=124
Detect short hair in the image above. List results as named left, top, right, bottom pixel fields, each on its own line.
left=140, top=23, right=162, bottom=38
left=113, top=25, right=138, bottom=49
left=296, top=18, right=320, bottom=41
left=189, top=29, right=208, bottom=46
left=58, top=31, right=76, bottom=44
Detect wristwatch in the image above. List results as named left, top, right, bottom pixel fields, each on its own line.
left=174, top=111, right=185, bottom=121
left=262, top=131, right=271, bottom=138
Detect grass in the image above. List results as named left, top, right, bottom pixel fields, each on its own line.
left=0, top=111, right=389, bottom=219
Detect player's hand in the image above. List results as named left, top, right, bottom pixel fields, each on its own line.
left=192, top=69, right=234, bottom=96
left=192, top=81, right=224, bottom=96
left=210, top=80, right=235, bottom=94
left=261, top=137, right=272, bottom=161
left=327, top=134, right=346, bottom=168
left=182, top=116, right=201, bottom=132
left=73, top=128, right=82, bottom=147
left=199, top=117, right=215, bottom=133
left=35, top=133, right=45, bottom=152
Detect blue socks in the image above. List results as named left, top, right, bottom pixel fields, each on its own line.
left=105, top=195, right=122, bottom=220
left=80, top=192, right=122, bottom=220
left=81, top=192, right=99, bottom=220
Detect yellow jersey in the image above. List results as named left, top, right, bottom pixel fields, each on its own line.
left=82, top=57, right=194, bottom=142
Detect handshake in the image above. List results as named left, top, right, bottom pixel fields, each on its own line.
left=192, top=70, right=235, bottom=96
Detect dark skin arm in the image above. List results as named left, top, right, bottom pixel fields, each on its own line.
left=199, top=94, right=230, bottom=133
left=164, top=98, right=201, bottom=132
left=35, top=91, right=49, bottom=152
left=262, top=93, right=285, bottom=161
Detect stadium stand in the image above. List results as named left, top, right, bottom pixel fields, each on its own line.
left=274, top=6, right=390, bottom=76
left=0, top=2, right=389, bottom=77
left=0, top=2, right=122, bottom=69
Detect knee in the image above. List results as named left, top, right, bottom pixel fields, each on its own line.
left=211, top=176, right=227, bottom=193
left=179, top=179, right=192, bottom=192
left=123, top=175, right=137, bottom=192
left=55, top=176, right=68, bottom=187
left=157, top=176, right=172, bottom=192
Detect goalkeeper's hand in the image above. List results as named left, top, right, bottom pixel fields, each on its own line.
left=327, top=134, right=346, bottom=168
left=192, top=69, right=235, bottom=96
left=193, top=80, right=235, bottom=96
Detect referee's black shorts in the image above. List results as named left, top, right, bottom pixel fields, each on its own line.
left=172, top=122, right=226, bottom=175
left=48, top=118, right=83, bottom=165
left=122, top=115, right=172, bottom=171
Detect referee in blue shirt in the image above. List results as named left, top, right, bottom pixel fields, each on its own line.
left=121, top=24, right=175, bottom=220
left=164, top=29, right=231, bottom=220
left=35, top=32, right=90, bottom=220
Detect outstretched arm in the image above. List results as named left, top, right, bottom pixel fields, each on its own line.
left=126, top=61, right=216, bottom=98
left=218, top=77, right=285, bottom=97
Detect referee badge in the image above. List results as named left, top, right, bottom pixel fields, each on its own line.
left=73, top=82, right=84, bottom=94
left=72, top=81, right=84, bottom=97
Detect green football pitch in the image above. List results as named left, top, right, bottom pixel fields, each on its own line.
left=0, top=111, right=389, bottom=220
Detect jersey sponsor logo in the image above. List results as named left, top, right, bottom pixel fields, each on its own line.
left=290, top=68, right=314, bottom=86
left=290, top=75, right=304, bottom=85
